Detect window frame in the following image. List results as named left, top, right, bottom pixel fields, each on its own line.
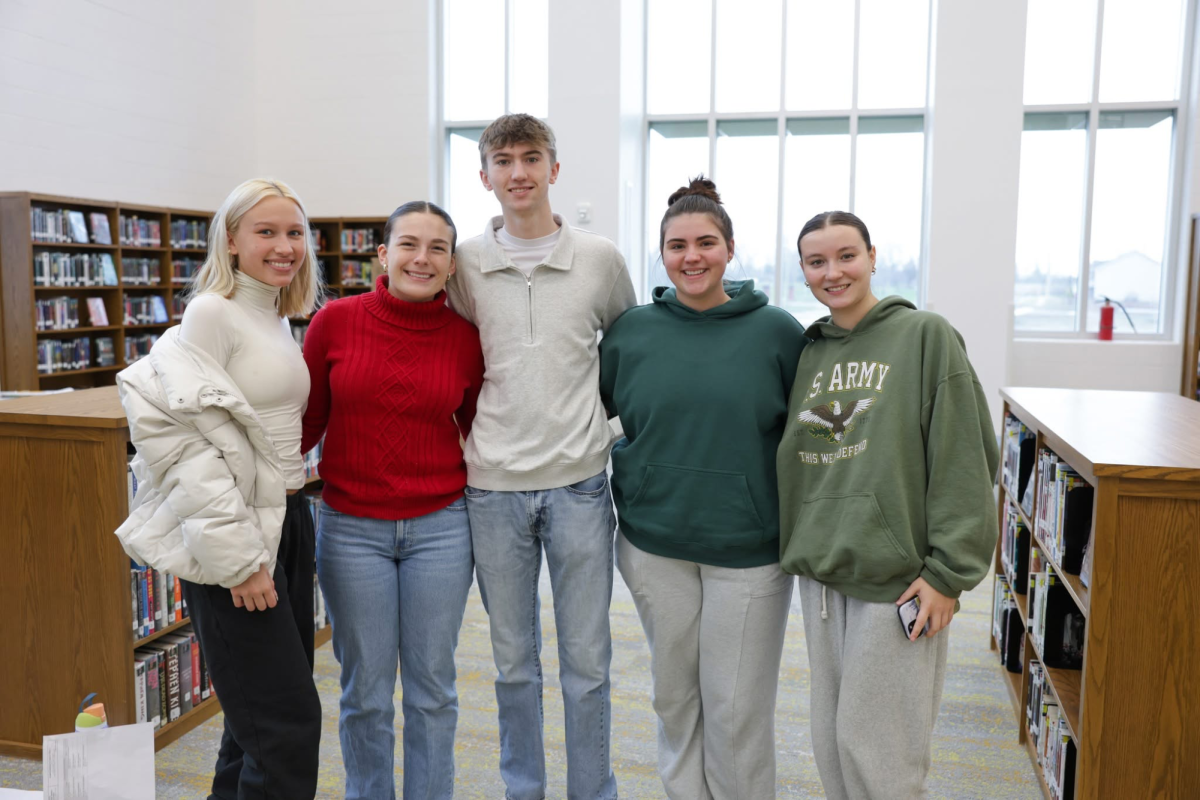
left=437, top=0, right=545, bottom=218
left=640, top=0, right=933, bottom=310
left=1014, top=0, right=1197, bottom=341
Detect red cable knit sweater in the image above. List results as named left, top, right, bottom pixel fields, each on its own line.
left=301, top=275, right=484, bottom=520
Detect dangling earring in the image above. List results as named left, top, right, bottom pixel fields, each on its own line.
left=804, top=281, right=810, bottom=287
left=871, top=267, right=877, bottom=275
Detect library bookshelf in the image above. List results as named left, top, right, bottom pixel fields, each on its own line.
left=0, top=387, right=328, bottom=759
left=991, top=387, right=1200, bottom=798
left=0, top=193, right=213, bottom=392
left=0, top=190, right=386, bottom=392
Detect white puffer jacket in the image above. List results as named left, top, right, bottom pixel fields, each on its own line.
left=115, top=326, right=286, bottom=589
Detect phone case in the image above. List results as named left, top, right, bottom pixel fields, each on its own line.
left=897, top=597, right=930, bottom=638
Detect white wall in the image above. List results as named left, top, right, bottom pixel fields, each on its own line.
left=0, top=0, right=255, bottom=210
left=546, top=1, right=623, bottom=245
left=252, top=0, right=436, bottom=218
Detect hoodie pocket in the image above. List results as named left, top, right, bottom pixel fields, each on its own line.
left=627, top=463, right=765, bottom=548
left=784, top=493, right=913, bottom=584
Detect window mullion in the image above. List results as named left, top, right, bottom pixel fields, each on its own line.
left=1076, top=0, right=1107, bottom=335
left=709, top=0, right=719, bottom=178
left=504, top=0, right=512, bottom=113
left=774, top=0, right=788, bottom=303
left=848, top=0, right=862, bottom=212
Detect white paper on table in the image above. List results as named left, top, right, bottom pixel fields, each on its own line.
left=42, top=723, right=155, bottom=800
left=0, top=790, right=45, bottom=799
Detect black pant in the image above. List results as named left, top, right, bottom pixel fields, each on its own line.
left=181, top=492, right=321, bottom=800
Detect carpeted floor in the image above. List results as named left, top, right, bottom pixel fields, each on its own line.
left=2, top=566, right=1038, bottom=798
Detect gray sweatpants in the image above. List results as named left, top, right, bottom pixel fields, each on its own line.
left=795, top=576, right=949, bottom=800
left=617, top=532, right=793, bottom=799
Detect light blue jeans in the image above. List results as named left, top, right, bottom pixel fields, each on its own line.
left=316, top=498, right=474, bottom=800
left=466, top=471, right=618, bottom=800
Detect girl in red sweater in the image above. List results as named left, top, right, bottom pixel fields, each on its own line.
left=301, top=201, right=483, bottom=799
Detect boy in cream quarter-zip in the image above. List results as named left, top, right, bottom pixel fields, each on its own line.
left=446, top=114, right=636, bottom=800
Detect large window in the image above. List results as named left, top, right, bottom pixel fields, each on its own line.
left=1013, top=0, right=1191, bottom=336
left=442, top=0, right=548, bottom=239
left=644, top=0, right=932, bottom=324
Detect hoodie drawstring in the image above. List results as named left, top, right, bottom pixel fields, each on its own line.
left=820, top=584, right=828, bottom=620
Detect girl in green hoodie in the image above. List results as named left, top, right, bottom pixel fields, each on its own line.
left=599, top=177, right=807, bottom=798
left=776, top=211, right=999, bottom=800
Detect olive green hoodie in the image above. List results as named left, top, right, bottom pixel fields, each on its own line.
left=776, top=296, right=999, bottom=602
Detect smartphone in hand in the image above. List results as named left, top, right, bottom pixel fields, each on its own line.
left=897, top=597, right=930, bottom=639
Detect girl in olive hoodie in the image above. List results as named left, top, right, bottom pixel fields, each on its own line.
left=777, top=211, right=999, bottom=800
left=599, top=177, right=806, bottom=799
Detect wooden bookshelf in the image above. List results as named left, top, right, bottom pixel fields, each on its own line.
left=0, top=196, right=387, bottom=390
left=0, top=193, right=211, bottom=392
left=0, top=387, right=330, bottom=759
left=991, top=387, right=1200, bottom=798
left=1183, top=214, right=1200, bottom=401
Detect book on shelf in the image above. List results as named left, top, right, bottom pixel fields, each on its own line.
left=172, top=294, right=188, bottom=320
left=1030, top=566, right=1085, bottom=669
left=151, top=295, right=169, bottom=323
left=125, top=333, right=161, bottom=364
left=122, top=257, right=162, bottom=285
left=134, top=625, right=212, bottom=731
left=1001, top=502, right=1031, bottom=593
left=172, top=257, right=203, bottom=283
left=35, top=296, right=80, bottom=331
left=991, top=575, right=1023, bottom=674
left=341, top=228, right=377, bottom=253
left=100, top=253, right=118, bottom=285
left=37, top=336, right=92, bottom=374
left=1034, top=447, right=1094, bottom=575
left=95, top=336, right=116, bottom=367
left=90, top=212, right=113, bottom=245
left=341, top=258, right=379, bottom=287
left=1002, top=412, right=1038, bottom=516
left=134, top=651, right=162, bottom=729
left=87, top=297, right=109, bottom=327
left=170, top=219, right=209, bottom=249
left=119, top=215, right=162, bottom=247
left=67, top=211, right=89, bottom=244
left=159, top=633, right=194, bottom=715
left=33, top=251, right=117, bottom=287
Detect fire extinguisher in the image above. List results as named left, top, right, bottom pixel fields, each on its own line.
left=1099, top=299, right=1115, bottom=341
left=1098, top=296, right=1135, bottom=340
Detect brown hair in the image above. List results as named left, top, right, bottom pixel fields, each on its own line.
left=383, top=201, right=458, bottom=254
left=478, top=114, right=558, bottom=169
left=659, top=175, right=734, bottom=251
left=796, top=210, right=873, bottom=257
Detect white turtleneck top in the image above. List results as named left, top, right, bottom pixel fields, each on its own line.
left=179, top=271, right=310, bottom=490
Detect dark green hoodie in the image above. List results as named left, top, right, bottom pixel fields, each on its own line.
left=776, top=296, right=999, bottom=602
left=599, top=280, right=807, bottom=568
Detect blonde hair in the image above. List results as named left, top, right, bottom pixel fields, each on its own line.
left=189, top=178, right=323, bottom=318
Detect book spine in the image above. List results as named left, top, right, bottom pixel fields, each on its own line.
left=166, top=643, right=181, bottom=722
left=147, top=567, right=157, bottom=633
left=190, top=632, right=201, bottom=706
left=134, top=660, right=147, bottom=724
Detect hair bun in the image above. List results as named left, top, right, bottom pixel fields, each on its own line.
left=667, top=175, right=722, bottom=207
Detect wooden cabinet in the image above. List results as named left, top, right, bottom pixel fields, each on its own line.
left=0, top=387, right=329, bottom=758
left=993, top=387, right=1200, bottom=798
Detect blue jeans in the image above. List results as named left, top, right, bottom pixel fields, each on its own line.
left=316, top=498, right=474, bottom=800
left=466, top=471, right=618, bottom=800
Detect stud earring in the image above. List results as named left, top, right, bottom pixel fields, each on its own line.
left=871, top=267, right=877, bottom=275
left=804, top=281, right=810, bottom=287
